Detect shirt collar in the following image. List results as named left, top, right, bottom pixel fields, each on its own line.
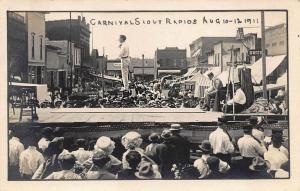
left=11, top=137, right=20, bottom=141
left=28, top=146, right=36, bottom=150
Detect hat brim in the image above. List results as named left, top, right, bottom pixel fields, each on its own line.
left=169, top=128, right=182, bottom=131
left=198, top=145, right=212, bottom=153
left=135, top=171, right=161, bottom=179
left=249, top=161, right=271, bottom=171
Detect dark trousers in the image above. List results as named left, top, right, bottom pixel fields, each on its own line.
left=225, top=103, right=246, bottom=113
left=20, top=173, right=32, bottom=180
left=215, top=153, right=232, bottom=165
left=240, top=157, right=254, bottom=178
left=8, top=166, right=20, bottom=180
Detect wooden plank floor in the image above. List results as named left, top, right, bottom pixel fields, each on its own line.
left=9, top=108, right=224, bottom=123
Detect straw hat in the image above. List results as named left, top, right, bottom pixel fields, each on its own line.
left=249, top=157, right=271, bottom=171
left=135, top=162, right=161, bottom=179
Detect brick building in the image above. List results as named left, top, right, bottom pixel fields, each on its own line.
left=46, top=16, right=91, bottom=84
left=131, top=57, right=155, bottom=81
left=154, top=47, right=187, bottom=78
left=7, top=12, right=28, bottom=82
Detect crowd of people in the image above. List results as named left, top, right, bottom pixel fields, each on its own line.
left=9, top=116, right=289, bottom=180
left=36, top=79, right=199, bottom=109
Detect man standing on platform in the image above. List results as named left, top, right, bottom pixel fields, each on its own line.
left=209, top=116, right=235, bottom=165
left=118, top=35, right=130, bottom=92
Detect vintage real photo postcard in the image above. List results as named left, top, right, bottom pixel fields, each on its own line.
left=0, top=0, right=300, bottom=191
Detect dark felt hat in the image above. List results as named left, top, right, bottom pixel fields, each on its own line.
left=217, top=116, right=228, bottom=125
left=198, top=140, right=212, bottom=153
left=249, top=116, right=258, bottom=125
left=271, top=133, right=283, bottom=143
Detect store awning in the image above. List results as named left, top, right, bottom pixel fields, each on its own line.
left=248, top=55, right=287, bottom=83
left=192, top=48, right=201, bottom=57
left=253, top=71, right=287, bottom=93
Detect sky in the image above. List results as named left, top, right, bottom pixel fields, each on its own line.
left=45, top=11, right=286, bottom=59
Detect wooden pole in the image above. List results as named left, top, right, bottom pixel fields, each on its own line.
left=261, top=11, right=267, bottom=99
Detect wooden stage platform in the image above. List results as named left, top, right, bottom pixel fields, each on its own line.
left=9, top=108, right=224, bottom=124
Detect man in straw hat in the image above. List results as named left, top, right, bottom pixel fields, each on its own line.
left=156, top=129, right=177, bottom=179
left=209, top=116, right=235, bottom=165
left=169, top=123, right=190, bottom=166
left=248, top=156, right=272, bottom=179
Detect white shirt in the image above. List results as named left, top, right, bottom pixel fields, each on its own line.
left=252, top=128, right=265, bottom=142
left=209, top=127, right=235, bottom=154
left=9, top=137, right=24, bottom=167
left=264, top=148, right=288, bottom=170
left=268, top=144, right=289, bottom=158
left=237, top=134, right=267, bottom=158
left=45, top=170, right=82, bottom=180
left=119, top=42, right=129, bottom=58
left=38, top=137, right=50, bottom=152
left=71, top=148, right=92, bottom=164
left=227, top=88, right=246, bottom=105
left=19, top=146, right=45, bottom=175
left=275, top=169, right=289, bottom=178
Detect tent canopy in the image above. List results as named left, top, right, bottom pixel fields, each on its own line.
left=216, top=67, right=243, bottom=87
left=276, top=72, right=287, bottom=86
left=184, top=71, right=211, bottom=87
left=204, top=67, right=222, bottom=77
left=248, top=55, right=286, bottom=83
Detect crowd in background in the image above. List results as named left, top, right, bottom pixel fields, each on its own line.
left=34, top=79, right=199, bottom=109
left=9, top=116, right=289, bottom=180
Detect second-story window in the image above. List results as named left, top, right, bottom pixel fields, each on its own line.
left=39, top=35, right=43, bottom=60
left=31, top=32, right=35, bottom=59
